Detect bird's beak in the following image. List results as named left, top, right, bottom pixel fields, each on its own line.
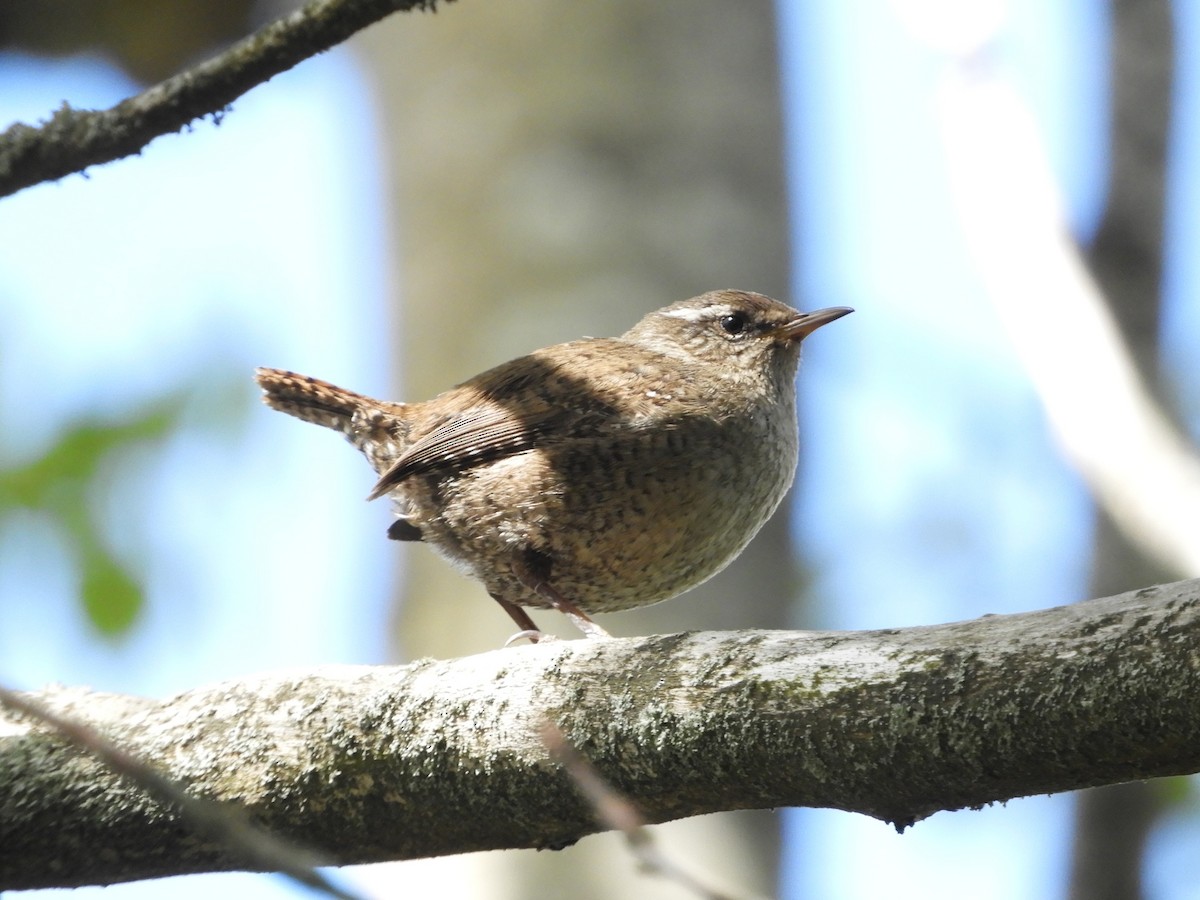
left=774, top=306, right=854, bottom=342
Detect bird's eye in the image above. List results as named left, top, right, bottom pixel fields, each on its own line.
left=719, top=312, right=748, bottom=335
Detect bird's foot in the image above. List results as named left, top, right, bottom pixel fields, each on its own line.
left=512, top=548, right=612, bottom=640
left=504, top=629, right=559, bottom=647
left=561, top=611, right=611, bottom=640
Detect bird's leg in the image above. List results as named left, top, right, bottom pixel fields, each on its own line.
left=489, top=593, right=555, bottom=645
left=513, top=548, right=612, bottom=640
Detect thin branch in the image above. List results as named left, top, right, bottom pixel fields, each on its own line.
left=0, top=687, right=365, bottom=900
left=2, top=579, right=1198, bottom=890
left=0, top=0, right=446, bottom=198
left=542, top=722, right=755, bottom=900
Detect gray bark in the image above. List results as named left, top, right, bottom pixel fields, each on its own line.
left=3, top=579, right=1198, bottom=890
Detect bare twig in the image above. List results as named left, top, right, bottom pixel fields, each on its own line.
left=0, top=0, right=446, bottom=198
left=543, top=721, right=770, bottom=900
left=0, top=685, right=366, bottom=900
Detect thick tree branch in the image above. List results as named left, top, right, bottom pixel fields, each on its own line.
left=0, top=687, right=361, bottom=900
left=2, top=579, right=1199, bottom=890
left=0, top=0, right=444, bottom=199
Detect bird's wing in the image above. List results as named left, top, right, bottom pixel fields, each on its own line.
left=365, top=404, right=560, bottom=499
left=366, top=339, right=703, bottom=501
left=365, top=349, right=617, bottom=500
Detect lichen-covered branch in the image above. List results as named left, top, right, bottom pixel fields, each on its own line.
left=0, top=0, right=444, bottom=198
left=2, top=579, right=1198, bottom=890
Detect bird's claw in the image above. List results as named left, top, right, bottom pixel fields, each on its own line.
left=504, top=629, right=559, bottom=647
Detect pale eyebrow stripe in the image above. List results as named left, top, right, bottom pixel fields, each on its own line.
left=659, top=307, right=721, bottom=323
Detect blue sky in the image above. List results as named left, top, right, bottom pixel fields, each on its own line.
left=780, top=3, right=1198, bottom=898
left=0, top=47, right=391, bottom=900
left=780, top=3, right=1091, bottom=897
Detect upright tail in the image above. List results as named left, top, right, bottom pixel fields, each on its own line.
left=254, top=368, right=408, bottom=473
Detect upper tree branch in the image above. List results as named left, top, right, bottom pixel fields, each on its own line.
left=0, top=0, right=444, bottom=198
left=2, top=579, right=1199, bottom=889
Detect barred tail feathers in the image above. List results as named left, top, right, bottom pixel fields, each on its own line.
left=254, top=367, right=407, bottom=471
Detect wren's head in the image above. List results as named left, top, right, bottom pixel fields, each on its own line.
left=623, top=290, right=852, bottom=386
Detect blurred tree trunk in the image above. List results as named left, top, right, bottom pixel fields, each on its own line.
left=357, top=3, right=794, bottom=897
left=1069, top=1, right=1175, bottom=898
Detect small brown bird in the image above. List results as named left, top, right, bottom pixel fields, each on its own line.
left=256, top=290, right=850, bottom=642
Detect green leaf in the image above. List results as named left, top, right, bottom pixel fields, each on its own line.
left=0, top=379, right=249, bottom=635
left=0, top=405, right=180, bottom=510
left=78, top=541, right=143, bottom=636
left=0, top=391, right=199, bottom=635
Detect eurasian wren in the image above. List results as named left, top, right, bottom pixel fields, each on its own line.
left=256, top=290, right=851, bottom=641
